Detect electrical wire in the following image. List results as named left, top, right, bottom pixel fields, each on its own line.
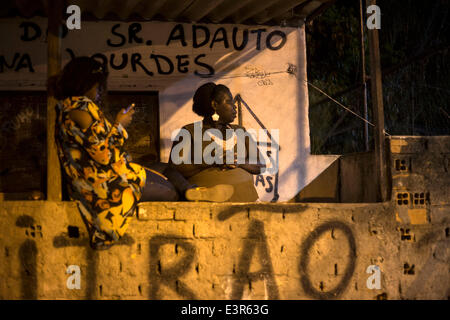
left=220, top=65, right=391, bottom=136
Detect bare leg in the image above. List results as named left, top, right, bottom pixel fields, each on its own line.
left=140, top=163, right=233, bottom=202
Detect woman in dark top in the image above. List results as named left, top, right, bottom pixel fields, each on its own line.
left=170, top=82, right=265, bottom=202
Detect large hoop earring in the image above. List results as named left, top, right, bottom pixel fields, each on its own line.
left=212, top=111, right=219, bottom=121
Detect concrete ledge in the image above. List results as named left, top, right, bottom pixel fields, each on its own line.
left=0, top=200, right=448, bottom=300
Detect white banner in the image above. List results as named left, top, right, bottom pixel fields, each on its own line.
left=0, top=18, right=337, bottom=201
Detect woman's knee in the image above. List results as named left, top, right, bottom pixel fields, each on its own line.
left=140, top=182, right=179, bottom=202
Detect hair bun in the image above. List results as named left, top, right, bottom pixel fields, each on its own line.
left=193, top=82, right=217, bottom=117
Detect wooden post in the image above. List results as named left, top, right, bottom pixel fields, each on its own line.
left=47, top=0, right=63, bottom=201
left=366, top=0, right=388, bottom=201
left=359, top=0, right=369, bottom=151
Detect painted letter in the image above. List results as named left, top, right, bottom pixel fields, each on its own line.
left=262, top=129, right=279, bottom=175
left=166, top=24, right=187, bottom=46
left=149, top=237, right=196, bottom=299
left=19, top=22, right=41, bottom=41
left=192, top=25, right=210, bottom=48
left=232, top=220, right=279, bottom=299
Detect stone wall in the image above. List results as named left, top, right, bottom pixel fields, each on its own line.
left=295, top=151, right=377, bottom=203
left=0, top=136, right=449, bottom=300
left=0, top=200, right=448, bottom=300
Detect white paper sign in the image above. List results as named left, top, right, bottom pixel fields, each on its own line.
left=0, top=18, right=338, bottom=201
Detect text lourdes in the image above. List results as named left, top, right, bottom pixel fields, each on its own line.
left=0, top=22, right=287, bottom=77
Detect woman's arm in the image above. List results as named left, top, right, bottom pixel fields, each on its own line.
left=69, top=109, right=93, bottom=129
left=67, top=101, right=132, bottom=165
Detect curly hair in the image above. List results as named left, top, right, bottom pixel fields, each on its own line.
left=192, top=82, right=231, bottom=117
left=51, top=56, right=108, bottom=100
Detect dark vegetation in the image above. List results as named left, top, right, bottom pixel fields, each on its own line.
left=306, top=0, right=450, bottom=154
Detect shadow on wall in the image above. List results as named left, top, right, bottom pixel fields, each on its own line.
left=295, top=151, right=378, bottom=203
left=5, top=198, right=449, bottom=299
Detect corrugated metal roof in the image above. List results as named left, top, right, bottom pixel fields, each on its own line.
left=0, top=0, right=334, bottom=26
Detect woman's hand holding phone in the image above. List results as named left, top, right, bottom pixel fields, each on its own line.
left=115, top=103, right=135, bottom=128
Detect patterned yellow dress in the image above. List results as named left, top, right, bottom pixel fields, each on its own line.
left=55, top=96, right=146, bottom=248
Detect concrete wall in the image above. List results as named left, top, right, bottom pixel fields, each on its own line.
left=339, top=152, right=378, bottom=203
left=0, top=200, right=448, bottom=300
left=389, top=136, right=450, bottom=225
left=295, top=157, right=339, bottom=202
left=295, top=152, right=377, bottom=203
left=0, top=136, right=449, bottom=300
left=296, top=135, right=450, bottom=205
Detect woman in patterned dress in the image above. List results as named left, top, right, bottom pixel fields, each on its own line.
left=54, top=57, right=232, bottom=249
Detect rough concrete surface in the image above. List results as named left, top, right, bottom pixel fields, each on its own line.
left=0, top=200, right=448, bottom=300
left=0, top=136, right=448, bottom=299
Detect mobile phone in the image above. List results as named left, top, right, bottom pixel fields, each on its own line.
left=123, top=103, right=135, bottom=114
